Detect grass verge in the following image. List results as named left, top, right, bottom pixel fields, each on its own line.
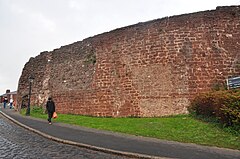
left=21, top=106, right=240, bottom=150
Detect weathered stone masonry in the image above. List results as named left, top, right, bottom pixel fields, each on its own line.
left=17, top=6, right=240, bottom=117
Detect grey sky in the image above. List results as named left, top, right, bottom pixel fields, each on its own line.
left=0, top=0, right=239, bottom=94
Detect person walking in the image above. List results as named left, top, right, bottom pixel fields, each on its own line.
left=3, top=97, right=8, bottom=109
left=9, top=98, right=13, bottom=109
left=46, top=97, right=55, bottom=125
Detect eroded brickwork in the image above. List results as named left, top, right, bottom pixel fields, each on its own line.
left=17, top=6, right=240, bottom=117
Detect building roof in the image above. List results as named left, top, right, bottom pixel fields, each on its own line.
left=8, top=91, right=17, bottom=95
left=0, top=91, right=17, bottom=97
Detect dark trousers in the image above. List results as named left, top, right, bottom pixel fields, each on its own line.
left=48, top=112, right=54, bottom=122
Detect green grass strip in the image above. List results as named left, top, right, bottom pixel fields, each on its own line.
left=22, top=106, right=240, bottom=150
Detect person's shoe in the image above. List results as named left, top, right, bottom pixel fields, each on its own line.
left=49, top=122, right=52, bottom=125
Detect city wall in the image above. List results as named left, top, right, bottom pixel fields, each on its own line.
left=17, top=6, right=240, bottom=117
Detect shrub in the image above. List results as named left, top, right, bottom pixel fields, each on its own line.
left=189, top=89, right=240, bottom=127
left=32, top=106, right=46, bottom=114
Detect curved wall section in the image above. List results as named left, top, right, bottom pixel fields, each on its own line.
left=17, top=6, right=240, bottom=117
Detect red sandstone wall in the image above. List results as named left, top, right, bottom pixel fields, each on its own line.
left=17, top=6, right=240, bottom=117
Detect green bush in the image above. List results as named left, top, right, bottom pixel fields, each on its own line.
left=32, top=106, right=46, bottom=114
left=189, top=89, right=240, bottom=128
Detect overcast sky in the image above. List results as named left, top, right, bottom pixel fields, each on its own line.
left=0, top=0, right=239, bottom=94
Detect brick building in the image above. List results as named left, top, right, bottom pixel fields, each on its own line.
left=0, top=90, right=17, bottom=107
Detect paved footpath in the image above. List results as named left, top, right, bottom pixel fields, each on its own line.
left=0, top=107, right=240, bottom=159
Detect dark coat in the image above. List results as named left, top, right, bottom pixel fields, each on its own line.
left=46, top=100, right=55, bottom=113
left=4, top=97, right=8, bottom=103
